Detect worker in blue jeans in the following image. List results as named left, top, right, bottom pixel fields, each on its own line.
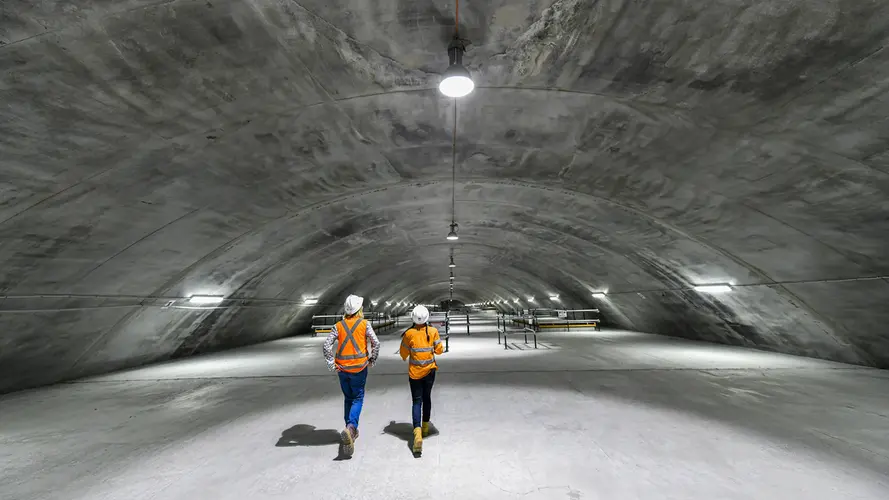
left=322, top=295, right=380, bottom=457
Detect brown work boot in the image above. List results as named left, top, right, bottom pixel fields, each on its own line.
left=340, top=425, right=356, bottom=458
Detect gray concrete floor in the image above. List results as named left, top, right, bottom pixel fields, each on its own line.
left=2, top=315, right=889, bottom=499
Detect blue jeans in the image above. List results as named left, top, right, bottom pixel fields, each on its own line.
left=409, top=369, right=436, bottom=428
left=338, top=368, right=368, bottom=429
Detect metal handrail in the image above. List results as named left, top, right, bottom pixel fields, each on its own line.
left=502, top=325, right=538, bottom=349
left=311, top=313, right=398, bottom=337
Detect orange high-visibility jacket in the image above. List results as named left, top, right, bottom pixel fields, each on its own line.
left=400, top=325, right=444, bottom=379
left=335, top=316, right=369, bottom=373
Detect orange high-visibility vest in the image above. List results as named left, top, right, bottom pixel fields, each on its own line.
left=336, top=317, right=369, bottom=373
left=400, top=325, right=443, bottom=380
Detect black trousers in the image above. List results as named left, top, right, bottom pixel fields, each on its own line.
left=409, top=369, right=436, bottom=428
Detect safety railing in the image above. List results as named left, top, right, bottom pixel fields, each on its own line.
left=311, top=312, right=398, bottom=337
left=507, top=309, right=600, bottom=332
left=495, top=313, right=536, bottom=349
left=498, top=320, right=539, bottom=350
left=536, top=309, right=600, bottom=331
left=429, top=312, right=471, bottom=336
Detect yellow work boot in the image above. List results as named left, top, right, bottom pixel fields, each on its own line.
left=422, top=422, right=431, bottom=437
left=412, top=427, right=423, bottom=456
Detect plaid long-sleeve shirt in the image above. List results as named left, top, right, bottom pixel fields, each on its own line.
left=322, top=321, right=380, bottom=371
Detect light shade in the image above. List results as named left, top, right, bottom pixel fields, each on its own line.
left=439, top=42, right=474, bottom=98
left=694, top=284, right=733, bottom=294
left=188, top=295, right=224, bottom=305
left=449, top=257, right=456, bottom=268
left=447, top=222, right=459, bottom=241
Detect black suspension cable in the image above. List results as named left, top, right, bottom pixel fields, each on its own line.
left=451, top=99, right=457, bottom=224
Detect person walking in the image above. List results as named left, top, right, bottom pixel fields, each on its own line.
left=399, top=305, right=444, bottom=456
left=323, top=294, right=380, bottom=458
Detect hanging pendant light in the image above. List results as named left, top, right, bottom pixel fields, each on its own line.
left=447, top=222, right=459, bottom=241
left=439, top=1, right=474, bottom=98
left=440, top=39, right=474, bottom=98
left=449, top=256, right=456, bottom=268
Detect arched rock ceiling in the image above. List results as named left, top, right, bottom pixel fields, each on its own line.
left=2, top=0, right=889, bottom=391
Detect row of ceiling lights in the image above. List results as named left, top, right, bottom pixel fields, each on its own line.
left=184, top=283, right=732, bottom=311
left=442, top=1, right=471, bottom=244
left=441, top=2, right=469, bottom=300
left=441, top=284, right=734, bottom=307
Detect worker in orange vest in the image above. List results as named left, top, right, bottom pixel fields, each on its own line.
left=322, top=294, right=380, bottom=458
left=399, top=305, right=444, bottom=456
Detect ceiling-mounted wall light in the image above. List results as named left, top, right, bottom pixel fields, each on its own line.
left=188, top=295, right=225, bottom=305
left=592, top=292, right=608, bottom=299
left=303, top=298, right=319, bottom=306
left=549, top=295, right=560, bottom=301
left=694, top=284, right=733, bottom=294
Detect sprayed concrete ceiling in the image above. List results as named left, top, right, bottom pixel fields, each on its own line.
left=2, top=0, right=889, bottom=391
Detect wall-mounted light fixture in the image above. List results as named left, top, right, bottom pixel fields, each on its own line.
left=303, top=298, right=319, bottom=306
left=592, top=292, right=608, bottom=299
left=694, top=284, right=733, bottom=294
left=188, top=295, right=225, bottom=305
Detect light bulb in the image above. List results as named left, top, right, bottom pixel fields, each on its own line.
left=439, top=74, right=474, bottom=97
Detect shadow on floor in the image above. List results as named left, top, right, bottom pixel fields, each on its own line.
left=277, top=424, right=354, bottom=461
left=383, top=421, right=440, bottom=456
left=276, top=424, right=341, bottom=447
left=383, top=421, right=417, bottom=455
left=382, top=421, right=414, bottom=441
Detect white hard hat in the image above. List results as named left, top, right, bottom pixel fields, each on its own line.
left=411, top=305, right=430, bottom=325
left=344, top=295, right=364, bottom=315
